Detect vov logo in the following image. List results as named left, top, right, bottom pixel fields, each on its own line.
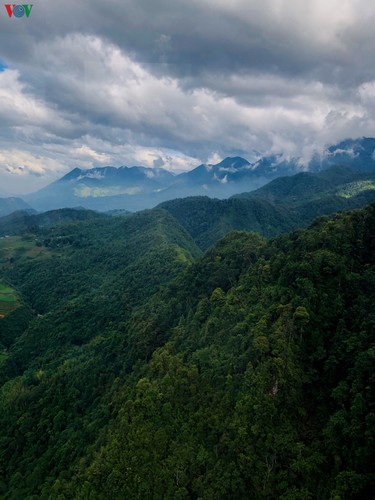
left=4, top=4, right=33, bottom=17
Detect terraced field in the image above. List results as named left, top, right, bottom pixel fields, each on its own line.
left=0, top=235, right=46, bottom=268
left=0, top=283, right=19, bottom=318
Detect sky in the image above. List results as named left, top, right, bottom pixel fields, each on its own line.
left=0, top=0, right=375, bottom=194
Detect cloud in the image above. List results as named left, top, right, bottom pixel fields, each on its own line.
left=0, top=1, right=375, bottom=192
left=72, top=145, right=111, bottom=164
left=0, top=150, right=59, bottom=177
left=207, top=152, right=222, bottom=165
left=133, top=147, right=200, bottom=172
left=0, top=69, right=69, bottom=131
left=0, top=150, right=64, bottom=193
left=358, top=81, right=375, bottom=111
left=14, top=0, right=369, bottom=84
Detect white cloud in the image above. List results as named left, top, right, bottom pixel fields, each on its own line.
left=358, top=81, right=375, bottom=109
left=327, top=147, right=357, bottom=158
left=214, top=173, right=228, bottom=184
left=0, top=150, right=64, bottom=193
left=72, top=145, right=111, bottom=164
left=133, top=147, right=200, bottom=173
left=0, top=69, right=69, bottom=131
left=0, top=150, right=59, bottom=177
left=206, top=152, right=222, bottom=165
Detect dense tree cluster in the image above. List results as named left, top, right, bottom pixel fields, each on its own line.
left=159, top=166, right=375, bottom=249
left=0, top=202, right=374, bottom=499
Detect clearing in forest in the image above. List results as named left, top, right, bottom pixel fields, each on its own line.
left=0, top=282, right=19, bottom=317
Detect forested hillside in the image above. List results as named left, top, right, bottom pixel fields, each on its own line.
left=233, top=165, right=374, bottom=203
left=158, top=196, right=297, bottom=250
left=159, top=166, right=375, bottom=249
left=0, top=204, right=374, bottom=499
left=0, top=208, right=108, bottom=237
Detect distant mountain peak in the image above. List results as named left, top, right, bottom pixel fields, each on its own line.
left=0, top=196, right=33, bottom=217
left=60, top=167, right=83, bottom=181
left=216, top=156, right=251, bottom=170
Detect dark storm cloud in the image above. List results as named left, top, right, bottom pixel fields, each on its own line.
left=3, top=0, right=373, bottom=82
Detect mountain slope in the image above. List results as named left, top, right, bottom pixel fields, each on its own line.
left=0, top=197, right=33, bottom=217
left=70, top=203, right=375, bottom=499
left=158, top=196, right=297, bottom=250
left=0, top=207, right=107, bottom=237
left=0, top=209, right=200, bottom=356
left=0, top=204, right=372, bottom=498
left=0, top=208, right=204, bottom=499
left=233, top=165, right=375, bottom=204
left=158, top=166, right=375, bottom=249
left=324, top=137, right=375, bottom=171
left=24, top=165, right=176, bottom=212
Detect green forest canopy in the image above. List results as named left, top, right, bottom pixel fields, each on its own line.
left=0, top=203, right=374, bottom=499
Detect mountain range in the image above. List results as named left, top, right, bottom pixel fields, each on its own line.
left=2, top=164, right=375, bottom=250
left=12, top=137, right=375, bottom=213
